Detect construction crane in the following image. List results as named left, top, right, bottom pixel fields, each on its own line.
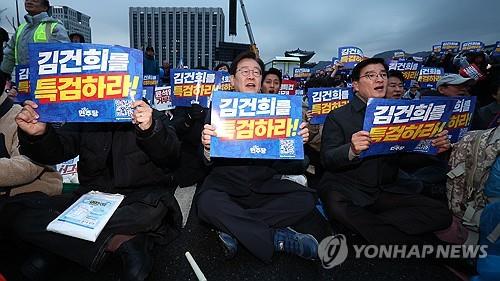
left=238, top=0, right=259, bottom=58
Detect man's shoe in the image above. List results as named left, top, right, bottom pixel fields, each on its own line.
left=116, top=235, right=153, bottom=281
left=274, top=227, right=318, bottom=260
left=217, top=231, right=238, bottom=259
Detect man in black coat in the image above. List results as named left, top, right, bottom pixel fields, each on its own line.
left=319, top=58, right=452, bottom=245
left=197, top=51, right=319, bottom=263
left=1, top=98, right=182, bottom=280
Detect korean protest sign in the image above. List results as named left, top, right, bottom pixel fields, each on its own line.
left=460, top=64, right=485, bottom=80
left=461, top=41, right=484, bottom=52
left=143, top=75, right=158, bottom=87
left=293, top=68, right=311, bottom=79
left=210, top=91, right=304, bottom=160
left=417, top=67, right=444, bottom=89
left=432, top=45, right=442, bottom=54
left=56, top=156, right=79, bottom=183
left=393, top=51, right=405, bottom=59
left=279, top=79, right=297, bottom=95
left=214, top=71, right=234, bottom=92
left=423, top=96, right=477, bottom=143
left=338, top=46, right=364, bottom=69
left=307, top=87, right=352, bottom=125
left=440, top=41, right=461, bottom=54
left=361, top=98, right=455, bottom=158
left=388, top=60, right=422, bottom=88
left=171, top=68, right=218, bottom=108
left=14, top=64, right=30, bottom=103
left=153, top=86, right=175, bottom=111
left=29, top=43, right=143, bottom=122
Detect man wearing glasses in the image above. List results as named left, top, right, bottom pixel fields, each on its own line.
left=318, top=58, right=452, bottom=245
left=197, top=51, right=319, bottom=263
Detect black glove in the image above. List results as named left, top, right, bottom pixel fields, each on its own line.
left=0, top=134, right=9, bottom=158
left=187, top=103, right=205, bottom=121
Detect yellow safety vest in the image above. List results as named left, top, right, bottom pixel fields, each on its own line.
left=14, top=22, right=57, bottom=64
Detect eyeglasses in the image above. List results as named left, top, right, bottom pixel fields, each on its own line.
left=237, top=68, right=262, bottom=77
left=360, top=72, right=388, bottom=81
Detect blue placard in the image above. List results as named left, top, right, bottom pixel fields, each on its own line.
left=423, top=96, right=477, bottom=143
left=432, top=45, right=442, bottom=54
left=441, top=41, right=461, bottom=54
left=14, top=64, right=30, bottom=103
left=417, top=67, right=444, bottom=89
left=210, top=91, right=304, bottom=160
left=388, top=60, right=422, bottom=88
left=214, top=71, right=234, bottom=91
left=461, top=41, right=484, bottom=52
left=493, top=41, right=500, bottom=57
left=28, top=43, right=143, bottom=122
left=143, top=75, right=158, bottom=87
left=361, top=98, right=455, bottom=158
left=307, top=87, right=352, bottom=125
left=293, top=68, right=311, bottom=78
left=171, top=69, right=219, bottom=108
left=338, top=46, right=364, bottom=69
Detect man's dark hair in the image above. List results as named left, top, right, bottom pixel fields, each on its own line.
left=214, top=62, right=229, bottom=71
left=43, top=0, right=50, bottom=10
left=351, top=58, right=388, bottom=81
left=262, top=68, right=282, bottom=84
left=388, top=70, right=404, bottom=83
left=145, top=46, right=154, bottom=52
left=69, top=33, right=85, bottom=43
left=229, top=51, right=265, bottom=76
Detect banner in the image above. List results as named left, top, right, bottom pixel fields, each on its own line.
left=417, top=67, right=444, bottom=89
left=153, top=86, right=175, bottom=111
left=14, top=64, right=30, bottom=103
left=423, top=96, right=477, bottom=143
left=361, top=98, right=455, bottom=157
left=461, top=41, right=484, bottom=52
left=493, top=41, right=500, bottom=57
left=338, top=46, right=364, bottom=69
left=307, top=87, right=352, bottom=125
left=210, top=91, right=304, bottom=160
left=388, top=60, right=422, bottom=88
left=293, top=68, right=311, bottom=79
left=29, top=43, right=143, bottom=122
left=214, top=71, right=234, bottom=91
left=279, top=79, right=297, bottom=95
left=440, top=41, right=460, bottom=54
left=171, top=69, right=218, bottom=108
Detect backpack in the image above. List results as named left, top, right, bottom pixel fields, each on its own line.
left=446, top=126, right=500, bottom=238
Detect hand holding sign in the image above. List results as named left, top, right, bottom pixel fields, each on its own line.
left=201, top=124, right=217, bottom=150
left=432, top=129, right=451, bottom=153
left=351, top=131, right=371, bottom=155
left=15, top=100, right=47, bottom=136
left=132, top=100, right=153, bottom=131
left=299, top=122, right=309, bottom=144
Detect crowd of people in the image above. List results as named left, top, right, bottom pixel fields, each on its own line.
left=0, top=0, right=499, bottom=281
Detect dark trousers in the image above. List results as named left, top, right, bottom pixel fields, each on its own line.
left=196, top=179, right=315, bottom=263
left=321, top=190, right=452, bottom=245
left=0, top=188, right=180, bottom=271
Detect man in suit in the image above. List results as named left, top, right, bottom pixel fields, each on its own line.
left=318, top=58, right=452, bottom=244
left=197, top=51, right=319, bottom=263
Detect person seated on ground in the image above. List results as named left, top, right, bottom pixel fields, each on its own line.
left=261, top=67, right=282, bottom=94
left=385, top=70, right=405, bottom=99
left=385, top=70, right=449, bottom=200
left=197, top=51, right=319, bottom=263
left=318, top=58, right=453, bottom=245
left=0, top=72, right=62, bottom=196
left=0, top=92, right=182, bottom=280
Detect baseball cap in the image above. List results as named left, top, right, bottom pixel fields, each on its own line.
left=436, top=74, right=474, bottom=88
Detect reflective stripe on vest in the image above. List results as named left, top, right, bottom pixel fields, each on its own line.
left=14, top=22, right=58, bottom=64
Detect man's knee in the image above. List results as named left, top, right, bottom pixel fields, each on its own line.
left=196, top=189, right=226, bottom=221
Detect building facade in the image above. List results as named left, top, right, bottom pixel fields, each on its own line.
left=129, top=7, right=225, bottom=69
left=50, top=6, right=91, bottom=43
